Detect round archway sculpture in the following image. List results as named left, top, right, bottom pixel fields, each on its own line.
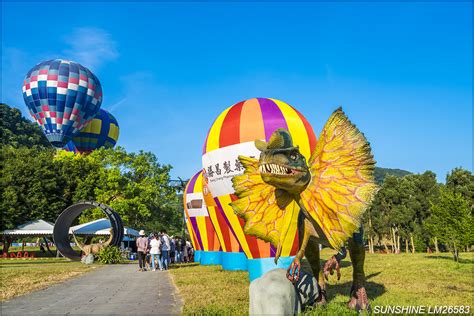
left=53, top=201, right=124, bottom=260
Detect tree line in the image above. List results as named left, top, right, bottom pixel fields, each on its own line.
left=363, top=168, right=473, bottom=261
left=1, top=103, right=472, bottom=261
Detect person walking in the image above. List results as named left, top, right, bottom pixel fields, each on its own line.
left=136, top=230, right=149, bottom=271
left=160, top=230, right=171, bottom=270
left=182, top=239, right=189, bottom=263
left=177, top=238, right=184, bottom=263
left=170, top=237, right=176, bottom=264
left=149, top=233, right=163, bottom=271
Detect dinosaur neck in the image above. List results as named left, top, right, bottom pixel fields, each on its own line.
left=71, top=231, right=85, bottom=250
left=104, top=231, right=114, bottom=246
left=296, top=197, right=331, bottom=248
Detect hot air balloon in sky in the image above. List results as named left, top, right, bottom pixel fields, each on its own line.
left=22, top=59, right=103, bottom=148
left=72, top=109, right=119, bottom=153
left=202, top=97, right=317, bottom=279
left=184, top=171, right=221, bottom=265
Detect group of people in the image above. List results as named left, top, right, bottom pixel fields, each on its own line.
left=135, top=229, right=193, bottom=272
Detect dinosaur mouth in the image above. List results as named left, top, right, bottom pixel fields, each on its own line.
left=259, top=163, right=303, bottom=176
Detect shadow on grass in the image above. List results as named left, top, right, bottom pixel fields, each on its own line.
left=425, top=255, right=474, bottom=264
left=169, top=262, right=200, bottom=269
left=325, top=271, right=386, bottom=302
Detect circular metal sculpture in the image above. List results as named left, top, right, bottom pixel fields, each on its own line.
left=53, top=201, right=123, bottom=260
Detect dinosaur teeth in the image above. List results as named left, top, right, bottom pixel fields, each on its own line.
left=260, top=164, right=293, bottom=175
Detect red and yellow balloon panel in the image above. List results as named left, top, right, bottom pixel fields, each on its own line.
left=183, top=171, right=222, bottom=265
left=202, top=97, right=317, bottom=280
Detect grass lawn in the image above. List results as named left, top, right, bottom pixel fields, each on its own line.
left=170, top=250, right=474, bottom=315
left=0, top=258, right=98, bottom=301
left=6, top=245, right=83, bottom=258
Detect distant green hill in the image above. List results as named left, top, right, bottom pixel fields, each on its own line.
left=374, top=167, right=411, bottom=184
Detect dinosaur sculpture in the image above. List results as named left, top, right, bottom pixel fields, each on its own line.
left=72, top=229, right=113, bottom=256
left=230, top=108, right=377, bottom=311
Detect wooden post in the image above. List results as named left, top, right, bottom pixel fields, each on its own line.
left=43, top=237, right=54, bottom=256
left=391, top=228, right=396, bottom=253
left=397, top=235, right=401, bottom=254
left=434, top=237, right=439, bottom=253
left=410, top=234, right=415, bottom=253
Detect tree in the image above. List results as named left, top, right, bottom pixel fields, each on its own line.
left=425, top=188, right=473, bottom=262
left=0, top=147, right=67, bottom=230
left=1, top=146, right=182, bottom=235
left=365, top=171, right=440, bottom=253
left=69, top=148, right=182, bottom=234
left=0, top=103, right=49, bottom=148
left=446, top=168, right=474, bottom=210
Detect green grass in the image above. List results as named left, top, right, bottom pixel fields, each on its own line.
left=5, top=245, right=83, bottom=258
left=170, top=250, right=474, bottom=315
left=0, top=258, right=98, bottom=301
left=170, top=264, right=249, bottom=314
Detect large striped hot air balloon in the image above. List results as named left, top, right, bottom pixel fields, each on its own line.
left=202, top=97, right=317, bottom=279
left=183, top=171, right=222, bottom=265
left=72, top=109, right=119, bottom=153
left=22, top=59, right=102, bottom=147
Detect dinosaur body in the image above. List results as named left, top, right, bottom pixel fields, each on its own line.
left=72, top=229, right=113, bottom=256
left=231, top=108, right=376, bottom=311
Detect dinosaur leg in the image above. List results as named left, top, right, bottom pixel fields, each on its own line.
left=347, top=227, right=369, bottom=311
left=305, top=236, right=327, bottom=306
left=287, top=219, right=310, bottom=283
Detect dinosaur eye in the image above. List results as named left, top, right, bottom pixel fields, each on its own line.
left=290, top=152, right=297, bottom=160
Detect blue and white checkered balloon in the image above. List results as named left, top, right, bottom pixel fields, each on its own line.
left=22, top=59, right=103, bottom=147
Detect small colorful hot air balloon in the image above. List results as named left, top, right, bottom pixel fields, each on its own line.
left=72, top=109, right=119, bottom=153
left=22, top=59, right=103, bottom=147
left=202, top=97, right=317, bottom=279
left=184, top=171, right=222, bottom=265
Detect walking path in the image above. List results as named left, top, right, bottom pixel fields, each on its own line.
left=1, top=264, right=183, bottom=315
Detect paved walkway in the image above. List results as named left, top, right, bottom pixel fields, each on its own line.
left=1, top=264, right=183, bottom=315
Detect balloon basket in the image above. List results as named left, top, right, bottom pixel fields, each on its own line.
left=221, top=252, right=248, bottom=271
left=194, top=250, right=202, bottom=263
left=247, top=256, right=295, bottom=282
left=200, top=251, right=222, bottom=265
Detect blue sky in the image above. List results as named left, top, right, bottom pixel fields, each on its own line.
left=2, top=2, right=472, bottom=182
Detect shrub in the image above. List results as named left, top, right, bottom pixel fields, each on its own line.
left=97, top=246, right=125, bottom=264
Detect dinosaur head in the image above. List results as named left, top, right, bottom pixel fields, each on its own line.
left=255, top=129, right=311, bottom=195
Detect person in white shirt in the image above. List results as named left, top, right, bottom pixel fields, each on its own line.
left=149, top=233, right=163, bottom=271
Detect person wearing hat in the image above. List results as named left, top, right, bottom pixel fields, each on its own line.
left=136, top=230, right=149, bottom=271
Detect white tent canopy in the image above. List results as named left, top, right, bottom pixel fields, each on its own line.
left=70, top=218, right=140, bottom=237
left=1, top=219, right=54, bottom=236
